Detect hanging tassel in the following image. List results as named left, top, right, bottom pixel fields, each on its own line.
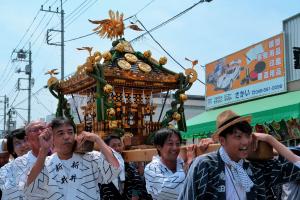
left=142, top=90, right=146, bottom=104
left=122, top=87, right=127, bottom=104
left=160, top=90, right=164, bottom=104
left=150, top=90, right=153, bottom=106
left=131, top=88, right=134, bottom=103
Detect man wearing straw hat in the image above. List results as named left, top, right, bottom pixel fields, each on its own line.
left=179, top=110, right=300, bottom=200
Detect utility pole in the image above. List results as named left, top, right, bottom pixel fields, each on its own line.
left=3, top=96, right=8, bottom=133
left=12, top=43, right=33, bottom=123
left=7, top=109, right=11, bottom=133
left=28, top=43, right=32, bottom=123
left=42, top=0, right=65, bottom=80
left=6, top=108, right=16, bottom=133
left=0, top=96, right=8, bottom=137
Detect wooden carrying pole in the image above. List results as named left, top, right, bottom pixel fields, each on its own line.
left=122, top=144, right=221, bottom=162
left=122, top=142, right=274, bottom=162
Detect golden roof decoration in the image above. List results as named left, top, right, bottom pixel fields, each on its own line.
left=45, top=68, right=59, bottom=76
left=45, top=68, right=59, bottom=87
left=89, top=10, right=143, bottom=40
left=89, top=10, right=124, bottom=40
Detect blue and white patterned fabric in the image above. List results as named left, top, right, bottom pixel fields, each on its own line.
left=0, top=150, right=37, bottom=200
left=178, top=150, right=300, bottom=200
left=219, top=146, right=254, bottom=192
left=144, top=155, right=185, bottom=200
left=25, top=151, right=121, bottom=200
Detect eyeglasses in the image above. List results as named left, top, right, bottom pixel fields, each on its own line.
left=29, top=126, right=46, bottom=133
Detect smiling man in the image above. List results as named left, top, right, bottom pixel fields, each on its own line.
left=0, top=120, right=47, bottom=200
left=25, top=117, right=120, bottom=200
left=179, top=110, right=300, bottom=200
left=144, top=128, right=191, bottom=200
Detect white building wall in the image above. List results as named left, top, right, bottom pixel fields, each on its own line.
left=283, top=13, right=300, bottom=82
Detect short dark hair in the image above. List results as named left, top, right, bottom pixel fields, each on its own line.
left=104, top=134, right=121, bottom=145
left=153, top=128, right=182, bottom=156
left=50, top=117, right=75, bottom=133
left=219, top=121, right=252, bottom=138
left=7, top=128, right=26, bottom=158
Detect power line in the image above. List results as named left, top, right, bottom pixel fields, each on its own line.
left=131, top=0, right=210, bottom=43
left=65, top=0, right=98, bottom=29
left=62, top=0, right=69, bottom=6
left=33, top=94, right=53, bottom=114
left=65, top=32, right=96, bottom=42
left=50, top=0, right=89, bottom=35
left=0, top=62, right=18, bottom=93
left=13, top=87, right=45, bottom=108
left=136, top=19, right=205, bottom=85
left=0, top=60, right=13, bottom=92
left=0, top=0, right=54, bottom=90
left=22, top=12, right=47, bottom=49
left=64, top=0, right=155, bottom=42
left=134, top=0, right=155, bottom=16
left=13, top=0, right=55, bottom=50
left=10, top=90, right=21, bottom=108
left=65, top=0, right=89, bottom=22
left=14, top=109, right=27, bottom=124
left=31, top=13, right=56, bottom=47
left=14, top=9, right=41, bottom=50
left=50, top=0, right=59, bottom=7
left=13, top=69, right=79, bottom=108
left=51, top=0, right=97, bottom=40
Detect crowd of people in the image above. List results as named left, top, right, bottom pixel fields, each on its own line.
left=0, top=109, right=299, bottom=199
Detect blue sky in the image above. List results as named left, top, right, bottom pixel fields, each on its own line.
left=0, top=0, right=299, bottom=128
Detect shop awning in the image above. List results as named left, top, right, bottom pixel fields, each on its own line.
left=182, top=91, right=300, bottom=139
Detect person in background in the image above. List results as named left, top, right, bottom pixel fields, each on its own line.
left=25, top=117, right=120, bottom=199
left=144, top=128, right=196, bottom=200
left=0, top=139, right=9, bottom=200
left=281, top=146, right=300, bottom=200
left=0, top=120, right=48, bottom=200
left=100, top=134, right=152, bottom=200
left=0, top=139, right=9, bottom=167
left=6, top=128, right=31, bottom=159
left=179, top=110, right=300, bottom=200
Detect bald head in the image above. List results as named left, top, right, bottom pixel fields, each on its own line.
left=25, top=121, right=47, bottom=134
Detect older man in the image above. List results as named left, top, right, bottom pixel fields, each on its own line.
left=25, top=117, right=120, bottom=199
left=0, top=120, right=47, bottom=200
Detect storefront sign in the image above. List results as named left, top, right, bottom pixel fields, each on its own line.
left=206, top=33, right=286, bottom=109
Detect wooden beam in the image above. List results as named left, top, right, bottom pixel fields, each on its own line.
left=122, top=142, right=274, bottom=162
left=122, top=144, right=221, bottom=162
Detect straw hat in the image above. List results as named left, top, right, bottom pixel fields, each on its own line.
left=212, top=110, right=251, bottom=141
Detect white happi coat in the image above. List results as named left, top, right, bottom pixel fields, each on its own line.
left=25, top=151, right=120, bottom=200
left=144, top=155, right=186, bottom=200
left=0, top=151, right=37, bottom=200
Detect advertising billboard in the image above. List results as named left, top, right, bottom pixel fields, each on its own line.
left=206, top=33, right=285, bottom=109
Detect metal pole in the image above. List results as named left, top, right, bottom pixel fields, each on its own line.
left=7, top=109, right=11, bottom=133
left=158, top=90, right=170, bottom=123
left=3, top=96, right=7, bottom=133
left=61, top=0, right=64, bottom=80
left=28, top=43, right=32, bottom=123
